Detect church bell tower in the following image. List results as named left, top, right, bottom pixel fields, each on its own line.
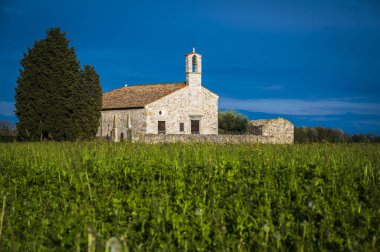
left=185, top=47, right=202, bottom=87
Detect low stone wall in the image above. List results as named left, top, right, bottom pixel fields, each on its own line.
left=132, top=134, right=290, bottom=144
left=130, top=117, right=294, bottom=144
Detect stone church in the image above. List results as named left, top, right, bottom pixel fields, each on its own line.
left=97, top=49, right=219, bottom=141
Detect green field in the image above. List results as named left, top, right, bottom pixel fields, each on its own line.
left=0, top=142, right=379, bottom=251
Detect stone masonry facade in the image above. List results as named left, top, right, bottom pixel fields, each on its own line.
left=145, top=86, right=218, bottom=135
left=97, top=109, right=146, bottom=139
left=97, top=85, right=219, bottom=138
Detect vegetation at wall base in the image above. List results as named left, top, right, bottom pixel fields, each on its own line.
left=0, top=142, right=379, bottom=251
left=0, top=121, right=17, bottom=142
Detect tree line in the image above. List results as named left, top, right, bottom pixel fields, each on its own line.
left=294, top=126, right=380, bottom=143
left=0, top=121, right=17, bottom=142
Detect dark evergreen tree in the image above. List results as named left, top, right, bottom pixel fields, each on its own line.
left=15, top=27, right=102, bottom=141
left=15, top=39, right=47, bottom=140
left=73, top=65, right=102, bottom=139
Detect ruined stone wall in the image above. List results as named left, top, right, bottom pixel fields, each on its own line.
left=145, top=86, right=218, bottom=135
left=97, top=109, right=146, bottom=138
left=249, top=118, right=294, bottom=144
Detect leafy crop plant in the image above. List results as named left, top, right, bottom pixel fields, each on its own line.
left=0, top=142, right=379, bottom=251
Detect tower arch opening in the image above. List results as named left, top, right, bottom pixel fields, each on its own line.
left=192, top=55, right=197, bottom=72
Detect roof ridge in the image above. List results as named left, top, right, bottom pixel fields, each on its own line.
left=122, top=81, right=185, bottom=88
left=103, top=82, right=186, bottom=93
left=129, top=81, right=185, bottom=86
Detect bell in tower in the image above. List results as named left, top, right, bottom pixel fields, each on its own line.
left=185, top=47, right=202, bottom=87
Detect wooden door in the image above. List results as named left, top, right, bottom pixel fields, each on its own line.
left=158, top=121, right=166, bottom=134
left=191, top=120, right=199, bottom=134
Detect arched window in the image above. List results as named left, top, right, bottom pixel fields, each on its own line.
left=192, top=55, right=197, bottom=72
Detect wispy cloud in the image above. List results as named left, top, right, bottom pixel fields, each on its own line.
left=0, top=101, right=15, bottom=117
left=298, top=116, right=339, bottom=122
left=355, top=120, right=380, bottom=126
left=220, top=98, right=380, bottom=116
left=208, top=65, right=304, bottom=76
left=203, top=0, right=380, bottom=31
left=257, top=85, right=283, bottom=91
left=1, top=5, right=25, bottom=14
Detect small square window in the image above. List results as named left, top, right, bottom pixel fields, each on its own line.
left=179, top=123, right=184, bottom=132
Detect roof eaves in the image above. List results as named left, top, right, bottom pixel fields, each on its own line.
left=101, top=106, right=145, bottom=111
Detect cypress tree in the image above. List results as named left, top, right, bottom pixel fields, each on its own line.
left=15, top=39, right=45, bottom=140
left=16, top=27, right=82, bottom=141
left=73, top=65, right=102, bottom=139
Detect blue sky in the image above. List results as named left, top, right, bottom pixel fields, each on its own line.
left=1, top=0, right=380, bottom=134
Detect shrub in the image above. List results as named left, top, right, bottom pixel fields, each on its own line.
left=218, top=110, right=249, bottom=134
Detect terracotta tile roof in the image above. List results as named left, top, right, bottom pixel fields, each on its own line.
left=102, top=82, right=187, bottom=110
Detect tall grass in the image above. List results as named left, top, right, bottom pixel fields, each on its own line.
left=0, top=142, right=379, bottom=251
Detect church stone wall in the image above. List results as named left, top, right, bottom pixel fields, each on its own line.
left=186, top=73, right=202, bottom=87
left=97, top=109, right=146, bottom=139
left=145, top=86, right=218, bottom=135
